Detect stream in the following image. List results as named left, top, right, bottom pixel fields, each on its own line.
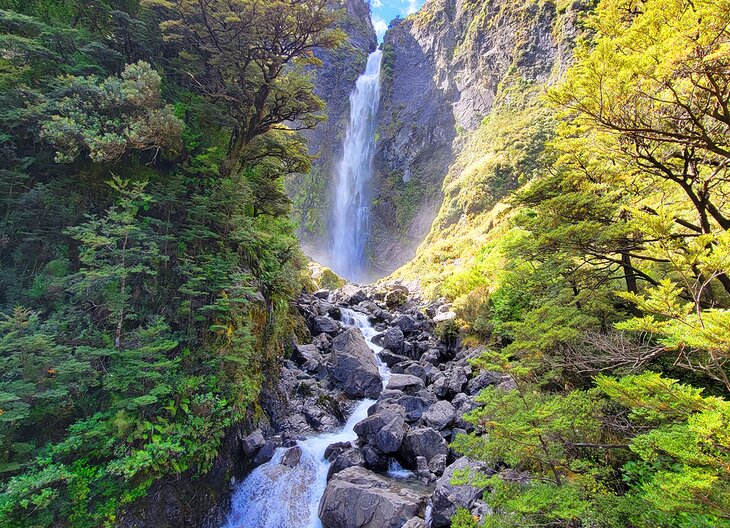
left=223, top=309, right=395, bottom=528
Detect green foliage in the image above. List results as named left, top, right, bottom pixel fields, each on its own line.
left=0, top=0, right=326, bottom=525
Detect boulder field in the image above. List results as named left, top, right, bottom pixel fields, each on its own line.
left=240, top=283, right=514, bottom=527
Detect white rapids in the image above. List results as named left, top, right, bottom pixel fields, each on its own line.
left=223, top=309, right=394, bottom=528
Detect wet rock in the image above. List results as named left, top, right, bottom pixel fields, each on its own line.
left=327, top=447, right=366, bottom=480
left=431, top=457, right=492, bottom=528
left=383, top=326, right=405, bottom=354
left=318, top=467, right=427, bottom=528
left=399, top=427, right=449, bottom=468
left=281, top=446, right=302, bottom=468
left=428, top=453, right=448, bottom=475
left=330, top=328, right=382, bottom=399
left=312, top=316, right=339, bottom=336
left=242, top=429, right=264, bottom=456
left=325, top=441, right=353, bottom=460
left=386, top=374, right=425, bottom=395
left=314, top=289, right=330, bottom=299
left=423, top=400, right=456, bottom=430
left=371, top=331, right=386, bottom=347
left=252, top=439, right=280, bottom=466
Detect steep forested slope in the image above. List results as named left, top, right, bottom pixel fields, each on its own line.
left=0, top=1, right=341, bottom=525
left=389, top=0, right=730, bottom=526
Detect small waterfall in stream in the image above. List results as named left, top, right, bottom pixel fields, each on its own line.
left=223, top=309, right=395, bottom=528
left=330, top=50, right=383, bottom=282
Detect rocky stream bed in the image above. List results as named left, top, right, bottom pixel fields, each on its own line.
left=221, top=284, right=514, bottom=528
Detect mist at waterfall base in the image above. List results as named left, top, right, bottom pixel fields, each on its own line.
left=328, top=50, right=383, bottom=283
left=222, top=310, right=400, bottom=528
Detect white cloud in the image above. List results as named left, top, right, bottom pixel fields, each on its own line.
left=372, top=0, right=383, bottom=7
left=372, top=16, right=388, bottom=39
left=403, top=0, right=418, bottom=15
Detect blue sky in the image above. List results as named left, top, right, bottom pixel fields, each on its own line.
left=370, top=0, right=425, bottom=40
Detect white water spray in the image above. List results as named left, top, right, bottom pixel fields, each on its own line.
left=330, top=50, right=383, bottom=282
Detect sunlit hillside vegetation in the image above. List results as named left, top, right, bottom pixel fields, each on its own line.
left=0, top=0, right=341, bottom=525
left=397, top=0, right=730, bottom=525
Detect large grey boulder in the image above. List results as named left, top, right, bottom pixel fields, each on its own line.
left=318, top=467, right=427, bottom=528
left=312, top=316, right=339, bottom=336
left=392, top=315, right=419, bottom=335
left=330, top=328, right=382, bottom=399
left=386, top=374, right=425, bottom=395
left=399, top=427, right=449, bottom=468
left=327, top=447, right=366, bottom=480
left=354, top=404, right=406, bottom=453
left=423, top=400, right=456, bottom=430
left=430, top=457, right=491, bottom=528
left=383, top=326, right=405, bottom=354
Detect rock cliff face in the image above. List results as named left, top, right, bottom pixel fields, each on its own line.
left=287, top=0, right=377, bottom=261
left=369, top=0, right=582, bottom=276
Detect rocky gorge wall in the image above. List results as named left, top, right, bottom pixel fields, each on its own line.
left=371, top=0, right=584, bottom=277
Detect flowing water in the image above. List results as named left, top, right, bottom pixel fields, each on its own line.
left=223, top=309, right=395, bottom=528
left=330, top=50, right=383, bottom=282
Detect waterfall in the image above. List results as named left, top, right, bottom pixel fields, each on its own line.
left=330, top=50, right=383, bottom=282
left=222, top=309, right=395, bottom=528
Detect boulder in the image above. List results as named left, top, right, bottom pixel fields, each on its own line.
left=384, top=287, right=408, bottom=307
left=392, top=315, right=419, bottom=335
left=433, top=366, right=468, bottom=399
left=466, top=371, right=502, bottom=395
left=399, top=427, right=449, bottom=468
left=252, top=439, right=279, bottom=466
left=383, top=326, right=405, bottom=354
left=378, top=350, right=411, bottom=367
left=325, top=441, right=354, bottom=460
left=433, top=311, right=456, bottom=323
left=386, top=374, right=425, bottom=395
left=402, top=518, right=428, bottom=528
left=318, top=467, right=427, bottom=528
left=241, top=429, right=264, bottom=457
left=312, top=316, right=339, bottom=336
left=314, top=289, right=330, bottom=299
left=423, top=400, right=456, bottom=430
left=430, top=457, right=492, bottom=528
left=354, top=404, right=407, bottom=453
left=330, top=328, right=382, bottom=399
left=327, top=447, right=366, bottom=480
left=280, top=446, right=302, bottom=467
left=334, top=284, right=366, bottom=305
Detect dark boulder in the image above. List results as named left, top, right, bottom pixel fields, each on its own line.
left=386, top=374, right=425, bottom=395
left=318, top=467, right=427, bottom=528
left=430, top=457, right=492, bottom=528
left=383, top=326, right=405, bottom=354
left=399, top=427, right=449, bottom=468
left=330, top=328, right=382, bottom=399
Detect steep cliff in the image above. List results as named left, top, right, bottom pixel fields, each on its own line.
left=287, top=0, right=377, bottom=261
left=371, top=0, right=585, bottom=277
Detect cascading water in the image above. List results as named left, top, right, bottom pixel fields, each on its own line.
left=330, top=50, right=383, bottom=282
left=223, top=309, right=394, bottom=528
